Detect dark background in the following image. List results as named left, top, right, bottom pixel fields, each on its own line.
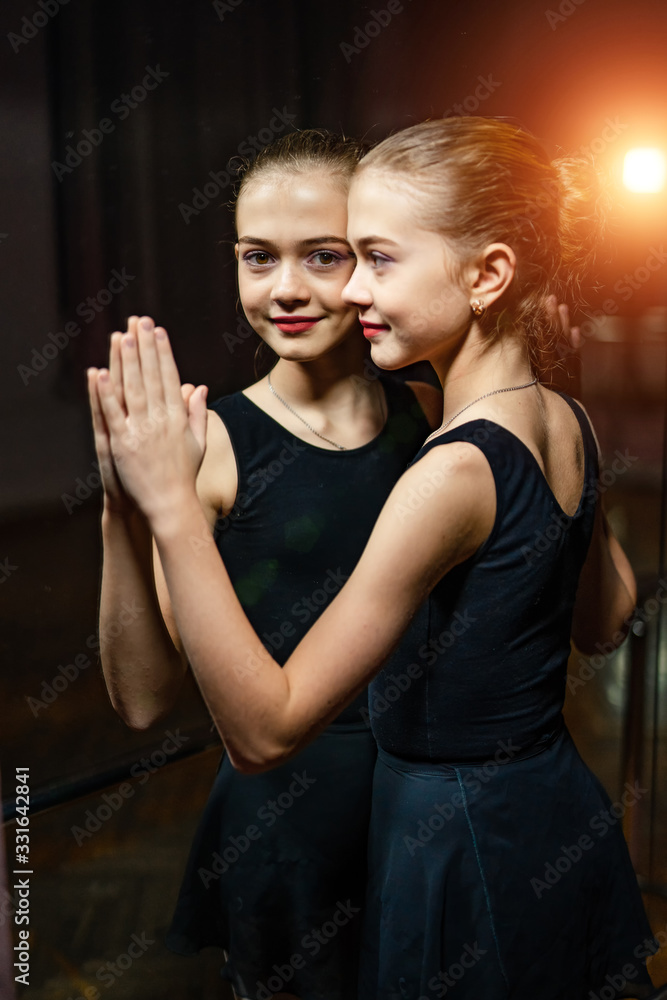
left=2, top=0, right=667, bottom=996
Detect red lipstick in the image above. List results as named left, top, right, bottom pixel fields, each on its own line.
left=272, top=316, right=321, bottom=333
left=360, top=320, right=390, bottom=339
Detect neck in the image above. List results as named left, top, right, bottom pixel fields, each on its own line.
left=431, top=330, right=534, bottom=417
left=270, top=333, right=373, bottom=403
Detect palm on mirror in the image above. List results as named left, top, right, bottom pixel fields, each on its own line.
left=88, top=315, right=208, bottom=527
left=87, top=322, right=140, bottom=518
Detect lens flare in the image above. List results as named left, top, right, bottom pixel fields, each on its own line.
left=623, top=148, right=666, bottom=193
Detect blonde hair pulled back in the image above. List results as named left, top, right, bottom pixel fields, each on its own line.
left=358, top=117, right=607, bottom=374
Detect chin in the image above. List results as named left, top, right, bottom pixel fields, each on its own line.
left=369, top=342, right=413, bottom=371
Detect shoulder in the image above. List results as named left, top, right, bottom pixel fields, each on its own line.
left=405, top=380, right=443, bottom=431
left=400, top=438, right=495, bottom=509
left=561, top=394, right=601, bottom=457
left=379, top=439, right=496, bottom=571
left=196, top=406, right=238, bottom=523
left=542, top=388, right=602, bottom=465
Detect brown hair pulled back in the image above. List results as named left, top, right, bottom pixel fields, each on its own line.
left=235, top=128, right=366, bottom=219
left=358, top=117, right=607, bottom=374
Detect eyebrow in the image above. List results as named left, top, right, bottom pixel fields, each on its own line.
left=354, top=236, right=399, bottom=250
left=237, top=235, right=351, bottom=248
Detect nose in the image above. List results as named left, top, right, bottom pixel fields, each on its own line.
left=342, top=265, right=372, bottom=311
left=271, top=262, right=310, bottom=307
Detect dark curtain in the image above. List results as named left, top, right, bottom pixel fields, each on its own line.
left=48, top=1, right=389, bottom=397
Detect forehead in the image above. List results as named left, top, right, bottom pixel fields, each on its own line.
left=237, top=171, right=349, bottom=239
left=347, top=171, right=428, bottom=242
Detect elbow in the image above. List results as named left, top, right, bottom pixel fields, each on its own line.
left=571, top=608, right=635, bottom=658
left=108, top=695, right=169, bottom=733
left=223, top=736, right=298, bottom=775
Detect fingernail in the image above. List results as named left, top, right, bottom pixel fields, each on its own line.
left=155, top=327, right=167, bottom=340
left=124, top=335, right=135, bottom=348
left=140, top=318, right=152, bottom=330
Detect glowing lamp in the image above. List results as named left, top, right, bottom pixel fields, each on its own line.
left=622, top=148, right=666, bottom=193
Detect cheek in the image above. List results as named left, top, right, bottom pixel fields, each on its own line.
left=318, top=275, right=355, bottom=312
left=238, top=275, right=265, bottom=315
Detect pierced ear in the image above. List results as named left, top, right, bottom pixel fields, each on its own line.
left=469, top=243, right=516, bottom=307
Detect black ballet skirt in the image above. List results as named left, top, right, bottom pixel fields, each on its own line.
left=360, top=395, right=657, bottom=999
left=166, top=376, right=430, bottom=1000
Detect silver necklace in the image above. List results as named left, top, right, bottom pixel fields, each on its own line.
left=425, top=378, right=538, bottom=444
left=267, top=370, right=348, bottom=450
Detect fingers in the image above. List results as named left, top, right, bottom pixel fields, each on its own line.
left=119, top=324, right=150, bottom=421
left=96, top=365, right=129, bottom=436
left=112, top=315, right=186, bottom=429
left=134, top=316, right=167, bottom=411
left=181, top=383, right=196, bottom=406
left=109, top=332, right=126, bottom=408
left=87, top=368, right=108, bottom=439
left=154, top=324, right=188, bottom=413
left=544, top=294, right=558, bottom=322
left=188, top=385, right=209, bottom=455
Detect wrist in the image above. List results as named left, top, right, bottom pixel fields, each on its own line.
left=101, top=502, right=151, bottom=540
left=147, top=490, right=207, bottom=545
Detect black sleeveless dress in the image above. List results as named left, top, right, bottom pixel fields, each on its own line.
left=166, top=377, right=430, bottom=1000
left=360, top=395, right=656, bottom=999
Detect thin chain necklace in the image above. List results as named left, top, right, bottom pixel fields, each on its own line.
left=425, top=378, right=538, bottom=444
left=267, top=370, right=350, bottom=450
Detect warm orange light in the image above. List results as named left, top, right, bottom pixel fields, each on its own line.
left=623, top=148, right=666, bottom=193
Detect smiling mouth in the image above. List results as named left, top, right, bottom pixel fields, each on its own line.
left=360, top=321, right=390, bottom=339
left=271, top=316, right=322, bottom=333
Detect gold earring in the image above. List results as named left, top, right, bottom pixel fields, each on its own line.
left=471, top=299, right=486, bottom=317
